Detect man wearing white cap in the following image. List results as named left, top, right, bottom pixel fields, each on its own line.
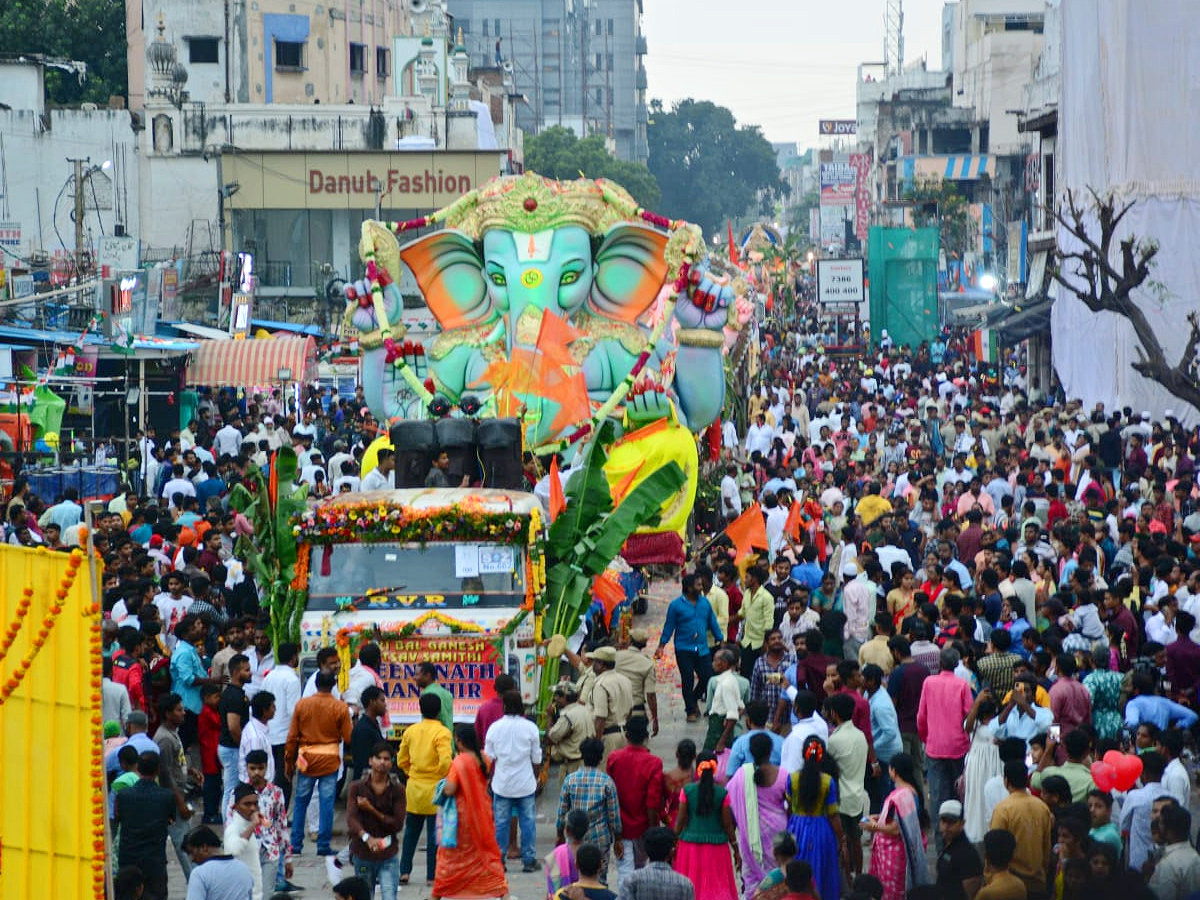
left=935, top=800, right=983, bottom=900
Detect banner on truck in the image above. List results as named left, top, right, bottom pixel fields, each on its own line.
left=379, top=635, right=500, bottom=723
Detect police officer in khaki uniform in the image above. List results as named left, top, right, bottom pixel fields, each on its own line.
left=589, top=646, right=633, bottom=760
left=614, top=627, right=658, bottom=737
left=545, top=682, right=591, bottom=774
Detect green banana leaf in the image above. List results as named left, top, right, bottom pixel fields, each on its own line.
left=227, top=483, right=258, bottom=520
left=577, top=461, right=685, bottom=572
left=546, top=421, right=617, bottom=559
left=272, top=447, right=302, bottom=573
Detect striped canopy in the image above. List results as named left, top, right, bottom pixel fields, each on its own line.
left=185, top=336, right=317, bottom=387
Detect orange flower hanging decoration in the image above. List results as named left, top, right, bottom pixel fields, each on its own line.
left=0, top=548, right=83, bottom=705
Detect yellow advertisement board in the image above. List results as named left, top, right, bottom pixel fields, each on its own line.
left=0, top=545, right=104, bottom=900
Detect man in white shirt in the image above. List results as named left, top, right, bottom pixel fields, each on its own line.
left=707, top=648, right=745, bottom=754
left=361, top=450, right=395, bottom=492
left=261, top=642, right=302, bottom=795
left=745, top=413, right=775, bottom=458
left=780, top=689, right=830, bottom=772
left=1158, top=729, right=1191, bottom=810
left=214, top=417, right=244, bottom=459
left=720, top=465, right=743, bottom=522
left=721, top=419, right=739, bottom=451
left=243, top=629, right=274, bottom=699
left=327, top=442, right=353, bottom=482
left=484, top=689, right=543, bottom=871
left=299, top=452, right=326, bottom=487
left=161, top=465, right=197, bottom=505
left=153, top=572, right=192, bottom=650
left=238, top=691, right=275, bottom=782
left=333, top=474, right=361, bottom=493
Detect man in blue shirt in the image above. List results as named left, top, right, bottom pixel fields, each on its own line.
left=790, top=544, right=825, bottom=593
left=655, top=572, right=722, bottom=723
left=169, top=613, right=222, bottom=747
left=1125, top=673, right=1199, bottom=731
left=726, top=699, right=784, bottom=770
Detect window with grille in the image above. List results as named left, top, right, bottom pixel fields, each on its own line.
left=275, top=40, right=305, bottom=69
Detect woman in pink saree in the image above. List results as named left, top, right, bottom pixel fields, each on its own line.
left=863, top=752, right=930, bottom=900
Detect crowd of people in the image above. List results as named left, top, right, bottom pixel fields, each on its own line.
left=37, top=311, right=1200, bottom=900
left=642, top=318, right=1200, bottom=900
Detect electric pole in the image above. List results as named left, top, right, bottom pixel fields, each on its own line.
left=70, top=157, right=86, bottom=277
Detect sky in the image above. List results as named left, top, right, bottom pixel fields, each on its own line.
left=642, top=0, right=947, bottom=145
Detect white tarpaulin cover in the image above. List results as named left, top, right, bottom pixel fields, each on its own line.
left=1052, top=0, right=1200, bottom=425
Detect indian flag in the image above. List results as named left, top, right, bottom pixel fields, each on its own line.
left=971, top=328, right=999, bottom=363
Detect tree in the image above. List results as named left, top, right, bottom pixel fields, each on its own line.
left=524, top=126, right=661, bottom=209
left=1049, top=188, right=1200, bottom=411
left=0, top=0, right=127, bottom=106
left=903, top=177, right=972, bottom=261
left=647, top=99, right=786, bottom=237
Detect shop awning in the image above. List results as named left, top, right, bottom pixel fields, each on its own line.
left=171, top=322, right=232, bottom=341
left=994, top=298, right=1053, bottom=342
left=186, top=336, right=317, bottom=387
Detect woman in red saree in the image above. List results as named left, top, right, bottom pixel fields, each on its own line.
left=433, top=725, right=509, bottom=900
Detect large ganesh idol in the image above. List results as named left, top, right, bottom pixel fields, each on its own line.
left=345, top=174, right=748, bottom=556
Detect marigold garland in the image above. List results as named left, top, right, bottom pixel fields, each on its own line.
left=0, top=548, right=83, bottom=705
left=291, top=543, right=311, bottom=590
left=0, top=586, right=35, bottom=667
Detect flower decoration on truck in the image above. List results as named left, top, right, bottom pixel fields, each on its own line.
left=294, top=500, right=533, bottom=546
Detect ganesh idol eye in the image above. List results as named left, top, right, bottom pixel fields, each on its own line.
left=560, top=269, right=581, bottom=286
left=489, top=272, right=507, bottom=286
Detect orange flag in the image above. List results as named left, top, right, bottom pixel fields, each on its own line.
left=784, top=499, right=803, bottom=541
left=724, top=503, right=768, bottom=563
left=610, top=461, right=645, bottom=506
left=548, top=454, right=565, bottom=522
left=728, top=220, right=741, bottom=268
left=592, top=570, right=627, bottom=627
left=534, top=309, right=585, bottom=372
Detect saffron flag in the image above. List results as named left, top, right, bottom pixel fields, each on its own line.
left=784, top=499, right=803, bottom=541
left=724, top=503, right=768, bottom=563
left=728, top=220, right=741, bottom=268
left=548, top=454, right=565, bottom=522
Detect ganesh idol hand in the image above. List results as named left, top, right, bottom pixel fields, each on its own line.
left=676, top=260, right=734, bottom=331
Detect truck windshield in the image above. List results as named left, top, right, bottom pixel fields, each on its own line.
left=305, top=542, right=524, bottom=611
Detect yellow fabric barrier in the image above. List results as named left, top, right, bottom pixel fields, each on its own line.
left=0, top=545, right=104, bottom=900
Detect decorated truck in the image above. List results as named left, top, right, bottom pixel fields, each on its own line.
left=292, top=488, right=545, bottom=734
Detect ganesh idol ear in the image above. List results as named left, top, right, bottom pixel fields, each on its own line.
left=398, top=229, right=495, bottom=330
left=588, top=223, right=670, bottom=324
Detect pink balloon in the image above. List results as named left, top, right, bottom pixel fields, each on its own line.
left=1090, top=761, right=1117, bottom=792
left=1114, top=754, right=1144, bottom=792
left=1103, top=749, right=1124, bottom=767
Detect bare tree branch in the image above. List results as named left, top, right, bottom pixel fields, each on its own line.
left=1054, top=189, right=1200, bottom=412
